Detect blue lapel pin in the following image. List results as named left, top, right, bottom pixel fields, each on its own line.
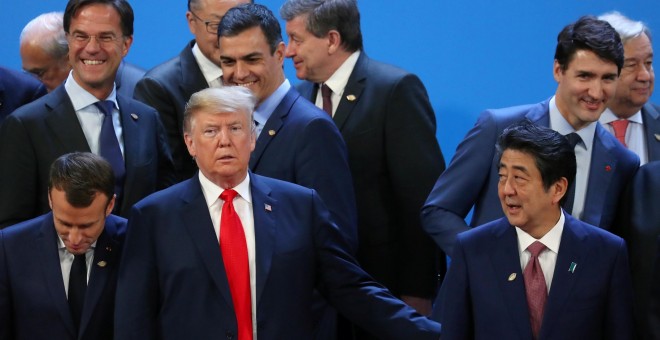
left=568, top=262, right=577, bottom=273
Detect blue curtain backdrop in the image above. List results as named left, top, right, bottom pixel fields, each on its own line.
left=1, top=0, right=657, bottom=161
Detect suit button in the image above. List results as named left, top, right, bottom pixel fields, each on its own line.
left=225, top=330, right=234, bottom=339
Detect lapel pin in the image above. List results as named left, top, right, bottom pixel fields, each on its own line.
left=568, top=262, right=577, bottom=273
left=605, top=165, right=612, bottom=172
left=97, top=260, right=107, bottom=268
left=130, top=113, right=139, bottom=121
left=106, top=246, right=112, bottom=252
left=508, top=273, right=517, bottom=281
left=655, top=134, right=660, bottom=141
left=268, top=130, right=276, bottom=136
left=265, top=203, right=272, bottom=212
left=346, top=94, right=356, bottom=102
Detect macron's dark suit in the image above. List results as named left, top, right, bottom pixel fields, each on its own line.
left=250, top=86, right=357, bottom=251
left=114, top=173, right=440, bottom=340
left=0, top=86, right=176, bottom=228
left=641, top=103, right=660, bottom=161
left=298, top=52, right=445, bottom=299
left=617, top=161, right=660, bottom=338
left=422, top=99, right=640, bottom=255
left=436, top=213, right=634, bottom=340
left=133, top=41, right=208, bottom=182
left=0, top=213, right=126, bottom=340
left=0, top=66, right=46, bottom=125
left=115, top=61, right=145, bottom=98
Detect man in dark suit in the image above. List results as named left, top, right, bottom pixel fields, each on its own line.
left=216, top=5, right=357, bottom=339
left=0, top=0, right=175, bottom=228
left=20, top=11, right=145, bottom=96
left=0, top=152, right=127, bottom=340
left=618, top=161, right=660, bottom=338
left=0, top=66, right=46, bottom=124
left=598, top=12, right=660, bottom=164
left=436, top=121, right=634, bottom=339
left=280, top=0, right=445, bottom=320
left=134, top=0, right=251, bottom=181
left=422, top=16, right=639, bottom=257
left=114, top=86, right=440, bottom=339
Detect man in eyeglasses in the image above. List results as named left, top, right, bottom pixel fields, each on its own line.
left=134, top=0, right=252, bottom=182
left=0, top=0, right=175, bottom=228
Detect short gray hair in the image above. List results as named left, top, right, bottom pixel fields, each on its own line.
left=20, top=12, right=69, bottom=60
left=280, top=0, right=363, bottom=52
left=598, top=11, right=652, bottom=43
left=183, top=86, right=257, bottom=133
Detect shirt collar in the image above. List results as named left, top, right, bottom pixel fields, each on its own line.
left=192, top=42, right=222, bottom=85
left=198, top=171, right=252, bottom=208
left=515, top=210, right=565, bottom=255
left=549, top=96, right=597, bottom=150
left=254, top=79, right=291, bottom=128
left=323, top=51, right=360, bottom=94
left=599, top=107, right=644, bottom=125
left=64, top=71, right=118, bottom=112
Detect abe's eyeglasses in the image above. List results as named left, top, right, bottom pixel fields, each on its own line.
left=190, top=10, right=220, bottom=34
left=67, top=32, right=123, bottom=46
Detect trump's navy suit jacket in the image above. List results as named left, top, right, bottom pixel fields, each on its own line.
left=0, top=213, right=126, bottom=340
left=435, top=213, right=634, bottom=339
left=250, top=86, right=357, bottom=252
left=0, top=86, right=176, bottom=228
left=114, top=173, right=440, bottom=340
left=298, top=52, right=445, bottom=298
left=422, top=99, right=640, bottom=255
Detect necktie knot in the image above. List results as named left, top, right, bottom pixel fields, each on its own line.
left=527, top=241, right=546, bottom=257
left=564, top=132, right=582, bottom=148
left=95, top=100, right=114, bottom=117
left=220, top=189, right=238, bottom=202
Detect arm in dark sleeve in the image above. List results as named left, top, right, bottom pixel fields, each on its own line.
left=312, top=191, right=441, bottom=340
left=421, top=110, right=500, bottom=256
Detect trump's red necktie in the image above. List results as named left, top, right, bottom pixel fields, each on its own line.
left=220, top=189, right=253, bottom=340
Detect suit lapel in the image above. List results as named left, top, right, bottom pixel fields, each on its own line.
left=642, top=104, right=660, bottom=161
left=582, top=125, right=617, bottom=226
left=488, top=222, right=533, bottom=339
left=248, top=173, right=276, bottom=306
left=43, top=87, right=91, bottom=153
left=181, top=177, right=234, bottom=306
left=180, top=41, right=209, bottom=101
left=298, top=81, right=316, bottom=103
left=249, top=89, right=297, bottom=170
left=37, top=213, right=77, bottom=337
left=333, top=53, right=368, bottom=131
left=539, top=215, right=586, bottom=338
left=79, top=221, right=121, bottom=336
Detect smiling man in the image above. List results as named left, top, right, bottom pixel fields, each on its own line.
left=0, top=152, right=127, bottom=340
left=435, top=121, right=634, bottom=339
left=422, top=16, right=640, bottom=257
left=0, top=0, right=175, bottom=228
